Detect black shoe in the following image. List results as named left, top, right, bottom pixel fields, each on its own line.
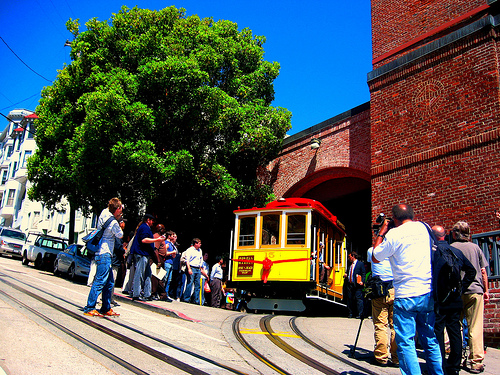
left=371, top=358, right=388, bottom=367
left=144, top=296, right=153, bottom=301
left=388, top=360, right=399, bottom=368
left=132, top=296, right=147, bottom=302
left=469, top=365, right=485, bottom=374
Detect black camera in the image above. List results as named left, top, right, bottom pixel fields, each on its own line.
left=372, top=213, right=395, bottom=233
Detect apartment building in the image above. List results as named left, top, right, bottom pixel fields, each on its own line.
left=0, top=109, right=93, bottom=242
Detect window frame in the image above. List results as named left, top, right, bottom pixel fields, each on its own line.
left=237, top=215, right=257, bottom=248
left=260, top=212, right=281, bottom=247
left=285, top=212, right=307, bottom=247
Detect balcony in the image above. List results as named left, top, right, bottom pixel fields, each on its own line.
left=13, top=167, right=28, bottom=183
left=0, top=205, right=14, bottom=219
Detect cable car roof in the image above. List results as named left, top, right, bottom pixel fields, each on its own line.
left=234, top=198, right=345, bottom=234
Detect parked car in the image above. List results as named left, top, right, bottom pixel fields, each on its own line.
left=22, top=233, right=67, bottom=269
left=0, top=227, right=27, bottom=259
left=54, top=244, right=92, bottom=280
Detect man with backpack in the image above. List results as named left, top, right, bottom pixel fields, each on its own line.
left=450, top=222, right=489, bottom=374
left=431, top=225, right=476, bottom=375
left=372, top=203, right=443, bottom=375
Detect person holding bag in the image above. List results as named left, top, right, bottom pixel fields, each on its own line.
left=83, top=198, right=124, bottom=317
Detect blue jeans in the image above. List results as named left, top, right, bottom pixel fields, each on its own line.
left=133, top=254, right=152, bottom=298
left=394, top=292, right=443, bottom=375
left=84, top=253, right=114, bottom=313
left=163, top=262, right=174, bottom=297
left=182, top=267, right=201, bottom=304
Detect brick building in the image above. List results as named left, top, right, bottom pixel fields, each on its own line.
left=268, top=1, right=500, bottom=346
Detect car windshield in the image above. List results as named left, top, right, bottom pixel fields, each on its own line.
left=3, top=229, right=26, bottom=241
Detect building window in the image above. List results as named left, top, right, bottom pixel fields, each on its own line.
left=6, top=146, right=13, bottom=158
left=22, top=151, right=32, bottom=168
left=31, top=211, right=40, bottom=229
left=1, top=170, right=7, bottom=185
left=11, top=162, right=17, bottom=178
left=27, top=122, right=35, bottom=139
left=16, top=135, right=23, bottom=151
left=6, top=189, right=15, bottom=206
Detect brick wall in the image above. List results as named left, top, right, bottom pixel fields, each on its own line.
left=370, top=0, right=500, bottom=347
left=267, top=105, right=371, bottom=199
left=369, top=27, right=500, bottom=235
left=485, top=279, right=500, bottom=347
left=372, top=0, right=487, bottom=65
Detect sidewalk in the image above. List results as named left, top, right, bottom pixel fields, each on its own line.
left=114, top=292, right=500, bottom=374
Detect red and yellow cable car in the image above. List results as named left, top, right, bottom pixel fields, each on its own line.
left=228, top=197, right=347, bottom=312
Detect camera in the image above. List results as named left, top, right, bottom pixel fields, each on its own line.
left=372, top=213, right=395, bottom=233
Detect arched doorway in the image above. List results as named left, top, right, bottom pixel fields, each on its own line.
left=284, top=168, right=372, bottom=259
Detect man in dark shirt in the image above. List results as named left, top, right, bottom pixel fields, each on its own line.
left=432, top=225, right=476, bottom=375
left=344, top=251, right=365, bottom=318
left=131, top=214, right=165, bottom=301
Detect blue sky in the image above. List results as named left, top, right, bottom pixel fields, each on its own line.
left=0, top=0, right=372, bottom=135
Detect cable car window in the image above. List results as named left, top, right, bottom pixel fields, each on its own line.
left=287, top=214, right=306, bottom=245
left=261, top=214, right=280, bottom=245
left=238, top=216, right=255, bottom=247
left=336, top=241, right=342, bottom=264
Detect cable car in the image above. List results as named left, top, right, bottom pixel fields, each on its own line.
left=228, top=197, right=347, bottom=312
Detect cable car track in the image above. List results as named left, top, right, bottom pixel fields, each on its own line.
left=289, top=317, right=379, bottom=375
left=233, top=314, right=378, bottom=375
left=0, top=273, right=247, bottom=375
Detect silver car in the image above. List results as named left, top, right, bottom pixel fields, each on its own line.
left=0, top=227, right=27, bottom=259
left=54, top=244, right=92, bottom=280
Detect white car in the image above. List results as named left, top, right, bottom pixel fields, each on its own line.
left=0, top=227, right=27, bottom=259
left=22, top=233, right=67, bottom=269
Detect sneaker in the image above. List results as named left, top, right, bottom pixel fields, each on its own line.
left=103, top=309, right=120, bottom=317
left=84, top=309, right=103, bottom=317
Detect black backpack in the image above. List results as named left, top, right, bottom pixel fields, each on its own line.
left=433, top=243, right=462, bottom=304
left=422, top=223, right=462, bottom=304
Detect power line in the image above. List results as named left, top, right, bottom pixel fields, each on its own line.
left=0, top=35, right=52, bottom=83
left=0, top=92, right=40, bottom=112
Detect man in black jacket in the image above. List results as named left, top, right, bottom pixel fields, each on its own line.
left=432, top=225, right=476, bottom=375
left=344, top=251, right=365, bottom=318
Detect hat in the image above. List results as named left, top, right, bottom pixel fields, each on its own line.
left=143, top=213, right=155, bottom=221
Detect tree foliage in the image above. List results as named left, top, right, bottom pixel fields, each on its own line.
left=28, top=6, right=290, bottom=241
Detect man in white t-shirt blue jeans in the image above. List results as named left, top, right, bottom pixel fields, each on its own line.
left=372, top=204, right=443, bottom=375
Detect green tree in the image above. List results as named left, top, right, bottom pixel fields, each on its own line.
left=28, top=6, right=291, bottom=243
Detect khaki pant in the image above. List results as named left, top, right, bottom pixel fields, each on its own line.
left=372, top=287, right=398, bottom=364
left=462, top=293, right=485, bottom=366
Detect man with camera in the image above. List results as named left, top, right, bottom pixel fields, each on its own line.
left=372, top=204, right=443, bottom=375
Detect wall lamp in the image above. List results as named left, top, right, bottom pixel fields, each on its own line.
left=310, top=138, right=321, bottom=150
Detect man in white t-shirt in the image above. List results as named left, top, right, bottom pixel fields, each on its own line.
left=372, top=204, right=443, bottom=375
